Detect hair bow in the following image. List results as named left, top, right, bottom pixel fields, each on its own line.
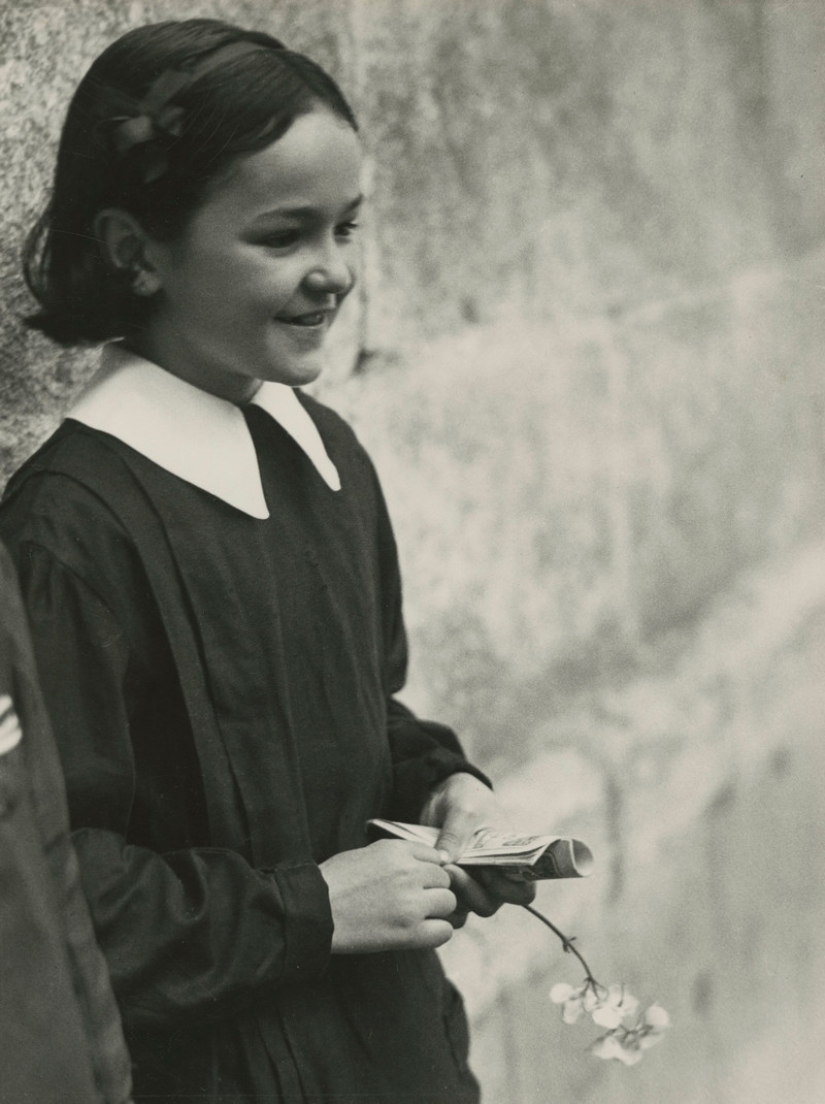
left=109, top=40, right=271, bottom=183
left=111, top=69, right=192, bottom=182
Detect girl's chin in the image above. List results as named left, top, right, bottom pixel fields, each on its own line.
left=263, top=341, right=328, bottom=383
left=263, top=359, right=325, bottom=388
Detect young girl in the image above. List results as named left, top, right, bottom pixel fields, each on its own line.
left=0, top=19, right=533, bottom=1104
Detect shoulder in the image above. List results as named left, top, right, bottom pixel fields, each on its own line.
left=0, top=422, right=141, bottom=592
left=297, top=391, right=381, bottom=488
left=298, top=392, right=368, bottom=455
left=2, top=422, right=125, bottom=530
left=4, top=419, right=131, bottom=503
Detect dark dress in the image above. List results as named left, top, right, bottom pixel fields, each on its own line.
left=0, top=394, right=483, bottom=1104
left=0, top=543, right=133, bottom=1104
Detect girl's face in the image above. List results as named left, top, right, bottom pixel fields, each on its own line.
left=135, top=109, right=363, bottom=402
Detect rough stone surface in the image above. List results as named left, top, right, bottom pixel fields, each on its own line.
left=1, top=2, right=824, bottom=1102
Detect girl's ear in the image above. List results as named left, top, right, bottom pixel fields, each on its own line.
left=93, top=208, right=163, bottom=297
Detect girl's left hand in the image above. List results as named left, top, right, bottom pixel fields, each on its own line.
left=419, top=772, right=537, bottom=924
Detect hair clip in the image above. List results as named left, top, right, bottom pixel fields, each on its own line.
left=110, top=68, right=193, bottom=182
left=110, top=39, right=275, bottom=183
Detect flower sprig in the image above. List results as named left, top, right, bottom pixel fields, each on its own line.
left=525, top=904, right=670, bottom=1066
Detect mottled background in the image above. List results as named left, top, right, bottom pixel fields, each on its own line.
left=1, top=1, right=824, bottom=1101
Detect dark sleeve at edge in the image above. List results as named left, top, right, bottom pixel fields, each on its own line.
left=3, top=537, right=333, bottom=1034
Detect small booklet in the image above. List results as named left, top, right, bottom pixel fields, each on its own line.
left=366, top=819, right=594, bottom=881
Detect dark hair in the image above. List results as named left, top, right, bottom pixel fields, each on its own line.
left=24, top=19, right=358, bottom=345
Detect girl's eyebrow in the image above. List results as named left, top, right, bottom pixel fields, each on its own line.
left=252, top=194, right=363, bottom=223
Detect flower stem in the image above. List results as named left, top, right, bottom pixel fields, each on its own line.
left=523, top=904, right=599, bottom=986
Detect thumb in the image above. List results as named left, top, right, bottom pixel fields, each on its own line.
left=435, top=805, right=477, bottom=864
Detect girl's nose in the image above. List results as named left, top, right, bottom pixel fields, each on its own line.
left=304, top=246, right=354, bottom=298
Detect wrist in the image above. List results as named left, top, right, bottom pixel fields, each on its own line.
left=392, top=752, right=492, bottom=825
left=421, top=769, right=492, bottom=818
left=263, top=861, right=334, bottom=978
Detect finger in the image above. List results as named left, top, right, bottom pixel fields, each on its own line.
left=500, top=880, right=537, bottom=906
left=424, top=887, right=458, bottom=918
left=477, top=866, right=538, bottom=900
left=434, top=807, right=478, bottom=863
left=404, top=842, right=451, bottom=865
left=473, top=867, right=538, bottom=906
left=515, top=879, right=538, bottom=905
left=420, top=863, right=452, bottom=890
left=420, top=919, right=454, bottom=948
left=449, top=907, right=470, bottom=930
left=445, top=864, right=500, bottom=918
left=498, top=868, right=533, bottom=882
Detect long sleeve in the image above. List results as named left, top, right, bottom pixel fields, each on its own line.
left=0, top=543, right=133, bottom=1104
left=7, top=540, right=333, bottom=1034
left=0, top=401, right=484, bottom=1102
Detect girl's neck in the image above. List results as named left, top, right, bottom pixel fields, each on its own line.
left=123, top=335, right=263, bottom=405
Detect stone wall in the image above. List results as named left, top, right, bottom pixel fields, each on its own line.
left=1, top=2, right=824, bottom=1101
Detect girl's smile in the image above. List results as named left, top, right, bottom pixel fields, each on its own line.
left=129, top=109, right=363, bottom=403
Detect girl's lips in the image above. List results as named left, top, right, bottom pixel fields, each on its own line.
left=277, top=310, right=332, bottom=327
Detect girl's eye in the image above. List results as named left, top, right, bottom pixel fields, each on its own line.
left=335, top=220, right=359, bottom=240
left=261, top=229, right=301, bottom=249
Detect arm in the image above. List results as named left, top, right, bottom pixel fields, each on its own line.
left=420, top=773, right=537, bottom=920
left=385, top=697, right=492, bottom=822
left=13, top=539, right=457, bottom=995
left=9, top=541, right=332, bottom=1033
left=0, top=545, right=132, bottom=1104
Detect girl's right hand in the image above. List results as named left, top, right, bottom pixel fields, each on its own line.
left=320, top=840, right=457, bottom=954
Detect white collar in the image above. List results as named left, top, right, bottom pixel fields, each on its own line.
left=66, top=343, right=340, bottom=520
